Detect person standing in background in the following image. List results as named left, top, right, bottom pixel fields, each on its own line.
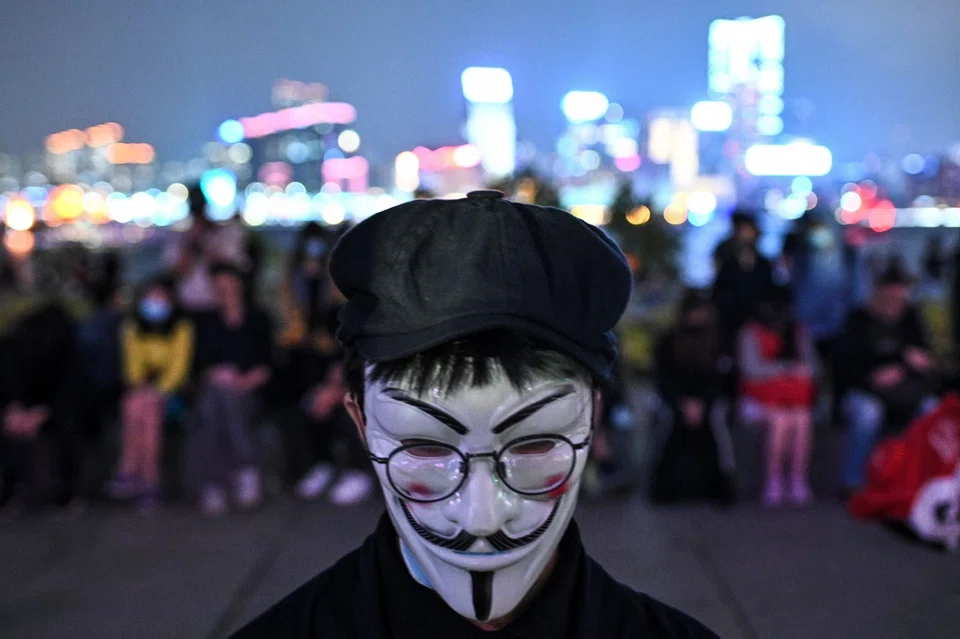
left=782, top=211, right=854, bottom=424
left=164, top=186, right=248, bottom=313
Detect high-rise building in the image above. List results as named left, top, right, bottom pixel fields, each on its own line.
left=461, top=67, right=517, bottom=178
left=219, top=81, right=366, bottom=193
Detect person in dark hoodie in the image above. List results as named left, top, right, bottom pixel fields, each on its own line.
left=231, top=191, right=717, bottom=638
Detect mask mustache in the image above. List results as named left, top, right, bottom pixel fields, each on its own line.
left=399, top=499, right=562, bottom=552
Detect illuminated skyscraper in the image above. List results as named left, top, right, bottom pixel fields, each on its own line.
left=708, top=15, right=786, bottom=143
left=461, top=67, right=517, bottom=178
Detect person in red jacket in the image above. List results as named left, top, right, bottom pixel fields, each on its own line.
left=738, top=285, right=817, bottom=507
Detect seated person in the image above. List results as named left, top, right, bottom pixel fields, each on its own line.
left=106, top=276, right=194, bottom=512
left=839, top=262, right=938, bottom=496
left=652, top=290, right=735, bottom=504
left=192, top=261, right=273, bottom=517
left=232, top=192, right=717, bottom=637
left=738, top=286, right=817, bottom=507
left=0, top=304, right=82, bottom=512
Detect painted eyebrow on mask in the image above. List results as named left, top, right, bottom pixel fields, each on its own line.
left=382, top=385, right=575, bottom=436
left=491, top=386, right=575, bottom=434
left=382, top=390, right=468, bottom=435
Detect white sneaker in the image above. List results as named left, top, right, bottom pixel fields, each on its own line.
left=296, top=463, right=336, bottom=501
left=329, top=471, right=373, bottom=506
left=235, top=467, right=263, bottom=510
left=200, top=484, right=229, bottom=518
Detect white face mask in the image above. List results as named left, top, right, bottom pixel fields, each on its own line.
left=362, top=370, right=594, bottom=624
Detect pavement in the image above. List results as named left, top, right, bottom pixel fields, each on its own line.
left=1, top=491, right=959, bottom=639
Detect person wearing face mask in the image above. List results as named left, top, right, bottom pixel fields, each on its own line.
left=106, top=277, right=194, bottom=512
left=738, top=286, right=818, bottom=507
left=652, top=290, right=736, bottom=505
left=231, top=191, right=717, bottom=638
left=783, top=212, right=855, bottom=425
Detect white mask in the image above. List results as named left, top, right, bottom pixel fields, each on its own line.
left=361, top=369, right=594, bottom=624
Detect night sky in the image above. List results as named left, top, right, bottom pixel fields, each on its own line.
left=2, top=0, right=959, bottom=167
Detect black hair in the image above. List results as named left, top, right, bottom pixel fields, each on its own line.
left=344, top=329, right=595, bottom=407
left=208, top=259, right=246, bottom=280
left=731, top=208, right=759, bottom=231
left=755, top=285, right=800, bottom=361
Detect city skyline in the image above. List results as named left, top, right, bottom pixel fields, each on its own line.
left=2, top=1, right=959, bottom=166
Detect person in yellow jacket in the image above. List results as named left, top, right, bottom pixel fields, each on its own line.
left=105, top=276, right=194, bottom=512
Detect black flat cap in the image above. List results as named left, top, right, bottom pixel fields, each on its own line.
left=329, top=190, right=633, bottom=378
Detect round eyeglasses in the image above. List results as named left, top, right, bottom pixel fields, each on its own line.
left=369, top=433, right=592, bottom=503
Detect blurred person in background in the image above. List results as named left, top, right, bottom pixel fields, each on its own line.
left=275, top=222, right=370, bottom=503
left=290, top=354, right=374, bottom=506
left=712, top=210, right=776, bottom=359
left=0, top=304, right=83, bottom=513
left=738, top=285, right=817, bottom=507
left=192, top=261, right=273, bottom=517
left=652, top=290, right=736, bottom=505
left=839, top=262, right=939, bottom=497
left=164, top=185, right=248, bottom=313
left=105, top=276, right=194, bottom=512
left=75, top=260, right=126, bottom=493
left=280, top=222, right=337, bottom=350
left=922, top=235, right=946, bottom=301
left=782, top=211, right=855, bottom=423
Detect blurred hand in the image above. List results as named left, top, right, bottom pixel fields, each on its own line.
left=237, top=366, right=271, bottom=393
left=308, top=366, right=345, bottom=421
left=872, top=364, right=905, bottom=389
left=681, top=398, right=705, bottom=428
left=3, top=404, right=48, bottom=438
left=209, top=365, right=241, bottom=389
left=904, top=348, right=932, bottom=373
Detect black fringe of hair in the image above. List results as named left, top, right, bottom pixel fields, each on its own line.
left=344, top=329, right=595, bottom=406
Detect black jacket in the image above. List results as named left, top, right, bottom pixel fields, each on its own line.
left=231, top=514, right=718, bottom=638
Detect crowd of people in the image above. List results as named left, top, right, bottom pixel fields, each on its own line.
left=0, top=186, right=371, bottom=516
left=650, top=210, right=951, bottom=508
left=0, top=193, right=956, bottom=518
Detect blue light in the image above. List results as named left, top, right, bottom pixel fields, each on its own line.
left=902, top=154, right=924, bottom=175
left=200, top=168, right=237, bottom=213
left=791, top=176, right=813, bottom=196
left=217, top=119, right=245, bottom=145
left=323, top=148, right=345, bottom=161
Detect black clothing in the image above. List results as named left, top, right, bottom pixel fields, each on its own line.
left=652, top=329, right=730, bottom=504
left=840, top=306, right=930, bottom=394
left=654, top=329, right=723, bottom=410
left=712, top=249, right=776, bottom=354
left=194, top=307, right=273, bottom=375
left=232, top=514, right=718, bottom=639
left=329, top=190, right=633, bottom=380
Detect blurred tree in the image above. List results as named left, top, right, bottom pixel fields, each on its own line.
left=606, top=180, right=679, bottom=282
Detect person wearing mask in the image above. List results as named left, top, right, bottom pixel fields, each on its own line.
left=106, top=277, right=194, bottom=512
left=783, top=212, right=854, bottom=422
left=0, top=304, right=82, bottom=513
left=839, top=262, right=939, bottom=496
left=232, top=190, right=718, bottom=638
left=738, top=286, right=817, bottom=507
left=712, top=210, right=776, bottom=359
left=652, top=290, right=736, bottom=504
left=163, top=186, right=248, bottom=313
left=192, top=261, right=274, bottom=517
left=280, top=222, right=337, bottom=348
